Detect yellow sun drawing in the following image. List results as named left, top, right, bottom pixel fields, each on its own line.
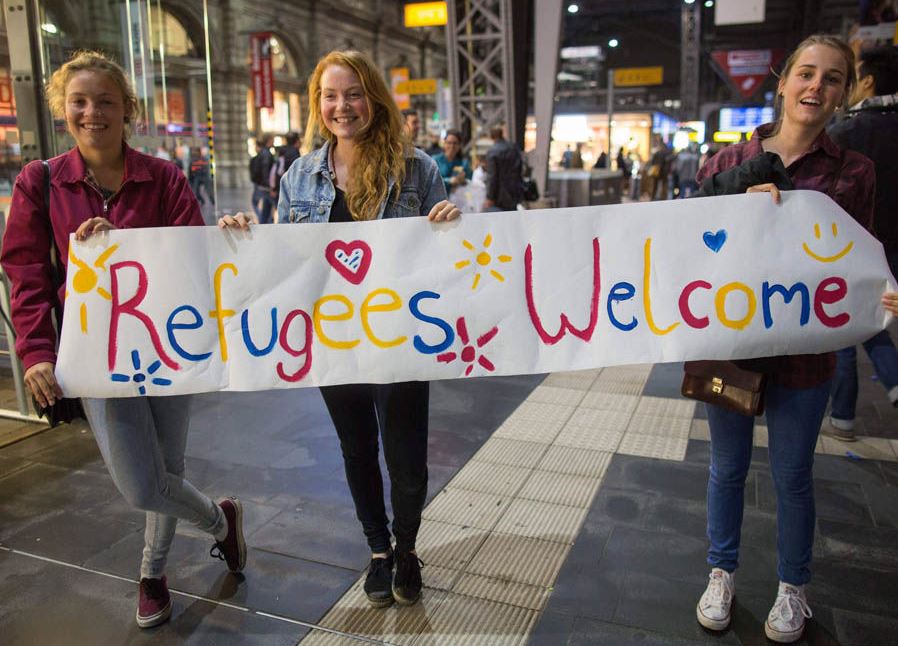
left=67, top=244, right=119, bottom=333
left=454, top=233, right=512, bottom=290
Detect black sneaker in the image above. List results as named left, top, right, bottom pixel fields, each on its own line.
left=392, top=549, right=424, bottom=606
left=364, top=551, right=394, bottom=608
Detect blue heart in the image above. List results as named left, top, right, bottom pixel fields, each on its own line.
left=703, top=230, right=727, bottom=253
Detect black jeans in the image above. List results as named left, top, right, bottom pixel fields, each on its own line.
left=319, top=381, right=429, bottom=553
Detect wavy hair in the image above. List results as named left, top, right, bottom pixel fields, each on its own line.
left=304, top=50, right=409, bottom=221
left=45, top=50, right=139, bottom=139
left=772, top=35, right=856, bottom=135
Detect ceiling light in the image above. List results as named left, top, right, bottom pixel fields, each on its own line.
left=608, top=38, right=619, bottom=48
left=704, top=0, right=714, bottom=6
left=41, top=22, right=58, bottom=34
left=568, top=4, right=579, bottom=13
left=684, top=0, right=696, bottom=4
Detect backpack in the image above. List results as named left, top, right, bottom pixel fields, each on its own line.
left=249, top=153, right=266, bottom=185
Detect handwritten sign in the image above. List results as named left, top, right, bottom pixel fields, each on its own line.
left=56, top=192, right=896, bottom=397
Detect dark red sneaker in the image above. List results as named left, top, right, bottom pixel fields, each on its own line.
left=136, top=576, right=172, bottom=628
left=209, top=497, right=246, bottom=573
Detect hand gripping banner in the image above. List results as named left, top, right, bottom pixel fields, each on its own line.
left=56, top=191, right=896, bottom=398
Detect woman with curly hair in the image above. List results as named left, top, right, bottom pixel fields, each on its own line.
left=220, top=49, right=459, bottom=608
left=1, top=50, right=246, bottom=629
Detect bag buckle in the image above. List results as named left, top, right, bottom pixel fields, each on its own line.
left=711, top=377, right=724, bottom=394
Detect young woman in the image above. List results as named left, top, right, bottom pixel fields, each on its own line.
left=0, top=51, right=246, bottom=629
left=691, top=35, right=898, bottom=643
left=433, top=129, right=472, bottom=196
left=220, top=50, right=459, bottom=608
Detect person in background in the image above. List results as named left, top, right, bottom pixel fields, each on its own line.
left=593, top=150, right=608, bottom=169
left=188, top=146, right=213, bottom=206
left=402, top=108, right=420, bottom=147
left=824, top=44, right=898, bottom=440
left=674, top=142, right=701, bottom=198
left=425, top=133, right=442, bottom=157
left=433, top=129, right=472, bottom=195
left=483, top=125, right=523, bottom=211
left=249, top=133, right=275, bottom=223
left=689, top=35, right=898, bottom=644
left=220, top=49, right=460, bottom=610
left=269, top=131, right=301, bottom=209
left=0, top=49, right=245, bottom=631
left=569, top=142, right=584, bottom=169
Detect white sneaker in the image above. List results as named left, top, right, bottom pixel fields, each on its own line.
left=696, top=568, right=735, bottom=631
left=765, top=582, right=812, bottom=643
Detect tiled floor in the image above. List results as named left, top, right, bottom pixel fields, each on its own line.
left=1, top=322, right=897, bottom=644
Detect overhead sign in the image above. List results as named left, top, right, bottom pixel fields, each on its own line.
left=55, top=192, right=894, bottom=398
left=561, top=46, right=603, bottom=60
left=715, top=0, right=765, bottom=25
left=711, top=49, right=785, bottom=99
left=250, top=32, right=274, bottom=109
left=404, top=2, right=448, bottom=27
left=613, top=67, right=664, bottom=87
left=395, top=79, right=438, bottom=95
left=390, top=67, right=410, bottom=111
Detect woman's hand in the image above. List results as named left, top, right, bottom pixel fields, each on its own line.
left=24, top=362, right=63, bottom=409
left=883, top=291, right=898, bottom=316
left=427, top=200, right=461, bottom=222
left=75, top=217, right=117, bottom=241
left=746, top=183, right=782, bottom=204
left=218, top=212, right=252, bottom=230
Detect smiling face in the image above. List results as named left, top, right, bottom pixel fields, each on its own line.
left=64, top=70, right=127, bottom=153
left=443, top=133, right=461, bottom=159
left=320, top=64, right=371, bottom=142
left=802, top=221, right=854, bottom=263
left=778, top=44, right=848, bottom=130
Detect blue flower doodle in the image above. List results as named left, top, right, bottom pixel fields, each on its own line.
left=111, top=349, right=173, bottom=395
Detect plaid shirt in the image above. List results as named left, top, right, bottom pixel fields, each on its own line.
left=698, top=123, right=875, bottom=388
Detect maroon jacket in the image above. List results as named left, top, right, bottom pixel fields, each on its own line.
left=1, top=144, right=203, bottom=371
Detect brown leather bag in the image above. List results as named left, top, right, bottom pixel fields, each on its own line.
left=681, top=360, right=767, bottom=416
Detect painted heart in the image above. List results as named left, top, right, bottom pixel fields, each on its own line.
left=703, top=230, right=727, bottom=253
left=325, top=240, right=372, bottom=285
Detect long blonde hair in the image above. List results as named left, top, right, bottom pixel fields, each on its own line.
left=304, top=50, right=409, bottom=221
left=772, top=35, right=856, bottom=135
left=45, top=50, right=139, bottom=139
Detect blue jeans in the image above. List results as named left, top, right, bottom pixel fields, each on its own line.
left=83, top=396, right=224, bottom=579
left=252, top=185, right=274, bottom=224
left=830, top=250, right=898, bottom=426
left=706, top=379, right=830, bottom=585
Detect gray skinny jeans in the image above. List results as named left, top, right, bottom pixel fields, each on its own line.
left=82, top=395, right=224, bottom=579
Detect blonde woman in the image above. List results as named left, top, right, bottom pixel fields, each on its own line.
left=221, top=50, right=458, bottom=608
left=690, top=35, right=898, bottom=642
left=1, top=51, right=246, bottom=629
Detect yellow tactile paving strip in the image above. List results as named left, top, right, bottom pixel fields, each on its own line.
left=301, top=366, right=897, bottom=645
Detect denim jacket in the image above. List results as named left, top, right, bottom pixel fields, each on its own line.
left=277, top=141, right=447, bottom=223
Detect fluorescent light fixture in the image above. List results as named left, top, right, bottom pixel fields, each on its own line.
left=561, top=45, right=601, bottom=59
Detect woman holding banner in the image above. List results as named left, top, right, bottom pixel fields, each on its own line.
left=691, top=35, right=898, bottom=643
left=221, top=49, right=459, bottom=608
left=0, top=51, right=246, bottom=629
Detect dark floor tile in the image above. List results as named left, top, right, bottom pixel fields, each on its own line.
left=612, top=572, right=740, bottom=643
left=600, top=525, right=709, bottom=587
left=0, top=424, right=80, bottom=459
left=205, top=461, right=348, bottom=507
left=756, top=474, right=873, bottom=526
left=249, top=501, right=369, bottom=571
left=171, top=546, right=358, bottom=623
left=864, top=481, right=898, bottom=529
left=589, top=486, right=657, bottom=529
left=811, top=453, right=886, bottom=487
left=542, top=521, right=618, bottom=621
left=728, top=592, right=839, bottom=646
left=831, top=607, right=898, bottom=646
left=811, top=559, right=898, bottom=617
left=642, top=362, right=688, bottom=399
left=817, top=519, right=898, bottom=567
left=603, top=456, right=709, bottom=502
left=643, top=495, right=707, bottom=539
left=527, top=610, right=575, bottom=646
left=3, top=509, right=142, bottom=565
left=568, top=615, right=711, bottom=645
left=880, top=461, right=898, bottom=488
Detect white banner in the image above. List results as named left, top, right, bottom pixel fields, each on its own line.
left=57, top=191, right=895, bottom=398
